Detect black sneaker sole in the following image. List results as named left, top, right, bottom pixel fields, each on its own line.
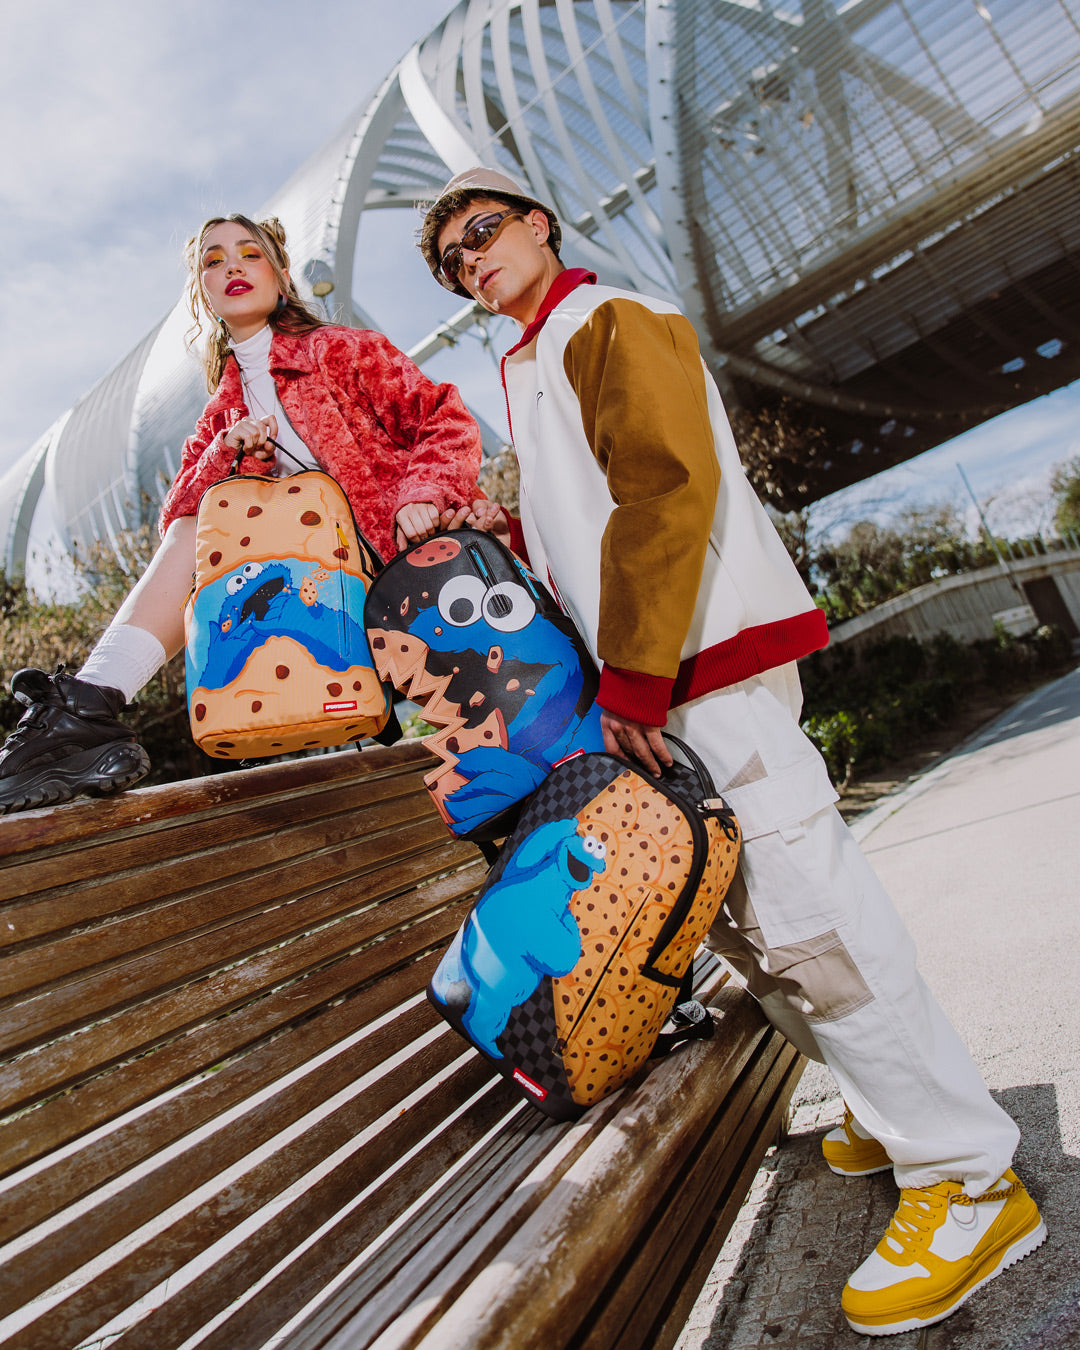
left=0, top=742, right=151, bottom=815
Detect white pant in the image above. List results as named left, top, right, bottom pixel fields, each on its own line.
left=668, top=676, right=1019, bottom=1195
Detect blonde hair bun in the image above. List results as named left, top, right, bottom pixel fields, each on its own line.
left=256, top=217, right=290, bottom=268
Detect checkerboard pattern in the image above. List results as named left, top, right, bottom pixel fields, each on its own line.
left=499, top=981, right=578, bottom=1118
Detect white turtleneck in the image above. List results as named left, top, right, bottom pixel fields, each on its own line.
left=231, top=325, right=318, bottom=472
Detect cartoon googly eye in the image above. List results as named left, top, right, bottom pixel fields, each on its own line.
left=437, top=574, right=488, bottom=627
left=582, top=835, right=606, bottom=861
left=481, top=582, right=536, bottom=633
left=224, top=562, right=263, bottom=596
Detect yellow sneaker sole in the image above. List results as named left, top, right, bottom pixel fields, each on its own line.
left=844, top=1215, right=1048, bottom=1336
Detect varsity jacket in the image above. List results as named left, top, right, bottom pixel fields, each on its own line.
left=501, top=270, right=829, bottom=725
left=159, top=325, right=482, bottom=561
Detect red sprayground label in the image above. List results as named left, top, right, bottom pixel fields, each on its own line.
left=512, top=1069, right=547, bottom=1100
left=552, top=749, right=586, bottom=768
left=323, top=700, right=358, bottom=713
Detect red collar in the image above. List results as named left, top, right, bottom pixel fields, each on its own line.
left=505, top=269, right=597, bottom=354
left=266, top=328, right=316, bottom=374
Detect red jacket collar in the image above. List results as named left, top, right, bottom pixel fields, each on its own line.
left=506, top=269, right=597, bottom=354
left=267, top=328, right=317, bottom=374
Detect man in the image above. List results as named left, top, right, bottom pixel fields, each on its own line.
left=419, top=166, right=1045, bottom=1336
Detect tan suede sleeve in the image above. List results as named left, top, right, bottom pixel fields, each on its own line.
left=562, top=299, right=720, bottom=678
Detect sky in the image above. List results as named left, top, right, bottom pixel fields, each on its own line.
left=0, top=0, right=1076, bottom=540
left=810, top=379, right=1080, bottom=544
left=0, top=0, right=459, bottom=474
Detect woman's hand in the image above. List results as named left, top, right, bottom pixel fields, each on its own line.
left=395, top=501, right=442, bottom=551
left=601, top=710, right=673, bottom=778
left=224, top=415, right=278, bottom=462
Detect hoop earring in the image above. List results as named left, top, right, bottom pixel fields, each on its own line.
left=275, top=294, right=287, bottom=313
left=217, top=315, right=229, bottom=338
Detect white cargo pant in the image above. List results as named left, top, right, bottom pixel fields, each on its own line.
left=667, top=669, right=1019, bottom=1195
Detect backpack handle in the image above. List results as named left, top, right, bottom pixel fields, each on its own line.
left=659, top=733, right=717, bottom=799
left=229, top=435, right=310, bottom=475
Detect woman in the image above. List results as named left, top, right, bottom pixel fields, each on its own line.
left=0, top=213, right=488, bottom=815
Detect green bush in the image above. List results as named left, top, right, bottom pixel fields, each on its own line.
left=800, top=622, right=1073, bottom=788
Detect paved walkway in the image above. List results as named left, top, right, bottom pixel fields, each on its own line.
left=678, top=663, right=1080, bottom=1350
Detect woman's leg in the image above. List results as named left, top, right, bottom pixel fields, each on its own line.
left=79, top=516, right=196, bottom=697
left=0, top=517, right=197, bottom=813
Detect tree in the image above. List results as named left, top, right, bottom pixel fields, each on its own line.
left=731, top=399, right=837, bottom=512
left=811, top=502, right=991, bottom=623
left=1049, top=455, right=1080, bottom=537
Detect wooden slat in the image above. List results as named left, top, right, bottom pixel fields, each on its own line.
left=0, top=901, right=477, bottom=1209
left=0, top=882, right=479, bottom=1182
left=642, top=1050, right=804, bottom=1350
left=0, top=806, right=457, bottom=1000
left=0, top=834, right=477, bottom=1063
left=0, top=745, right=439, bottom=878
left=376, top=986, right=771, bottom=1350
left=0, top=961, right=446, bottom=1244
left=307, top=961, right=731, bottom=1349
left=2, top=1039, right=498, bottom=1350
left=289, top=1097, right=607, bottom=1350
left=0, top=857, right=482, bottom=1130
left=576, top=1037, right=802, bottom=1349
left=0, top=748, right=793, bottom=1350
left=110, top=1066, right=517, bottom=1350
left=0, top=767, right=433, bottom=926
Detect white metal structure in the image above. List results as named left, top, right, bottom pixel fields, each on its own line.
left=5, top=0, right=1080, bottom=587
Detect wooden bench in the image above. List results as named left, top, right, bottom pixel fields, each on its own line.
left=0, top=743, right=804, bottom=1350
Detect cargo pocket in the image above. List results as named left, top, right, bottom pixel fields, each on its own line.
left=758, top=929, right=874, bottom=1024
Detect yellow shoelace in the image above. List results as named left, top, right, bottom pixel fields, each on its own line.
left=885, top=1179, right=1018, bottom=1254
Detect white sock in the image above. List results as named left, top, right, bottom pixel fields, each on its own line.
left=78, top=624, right=168, bottom=703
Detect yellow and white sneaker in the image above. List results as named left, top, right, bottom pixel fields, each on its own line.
left=822, top=1107, right=892, bottom=1176
left=842, top=1168, right=1047, bottom=1336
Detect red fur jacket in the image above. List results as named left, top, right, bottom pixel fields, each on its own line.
left=158, top=325, right=482, bottom=560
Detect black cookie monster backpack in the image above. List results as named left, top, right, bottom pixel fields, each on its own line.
left=363, top=528, right=604, bottom=841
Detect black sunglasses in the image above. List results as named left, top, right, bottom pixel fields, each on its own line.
left=438, top=210, right=524, bottom=288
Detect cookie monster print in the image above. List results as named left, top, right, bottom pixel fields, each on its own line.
left=365, top=532, right=605, bottom=836
left=188, top=558, right=373, bottom=691
left=430, top=818, right=608, bottom=1058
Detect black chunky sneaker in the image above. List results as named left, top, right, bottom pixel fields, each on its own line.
left=0, top=666, right=150, bottom=815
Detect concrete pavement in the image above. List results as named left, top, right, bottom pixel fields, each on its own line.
left=677, top=662, right=1080, bottom=1350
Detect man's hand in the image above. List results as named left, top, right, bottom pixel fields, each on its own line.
left=464, top=499, right=511, bottom=544
left=394, top=501, right=441, bottom=550
left=601, top=711, right=673, bottom=777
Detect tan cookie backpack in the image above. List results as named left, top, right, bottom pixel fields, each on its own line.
left=184, top=452, right=393, bottom=759
left=428, top=738, right=741, bottom=1120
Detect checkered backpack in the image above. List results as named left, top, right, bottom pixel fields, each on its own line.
left=427, top=738, right=741, bottom=1121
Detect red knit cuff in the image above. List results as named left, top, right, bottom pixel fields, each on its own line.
left=597, top=665, right=673, bottom=726
left=506, top=512, right=529, bottom=562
